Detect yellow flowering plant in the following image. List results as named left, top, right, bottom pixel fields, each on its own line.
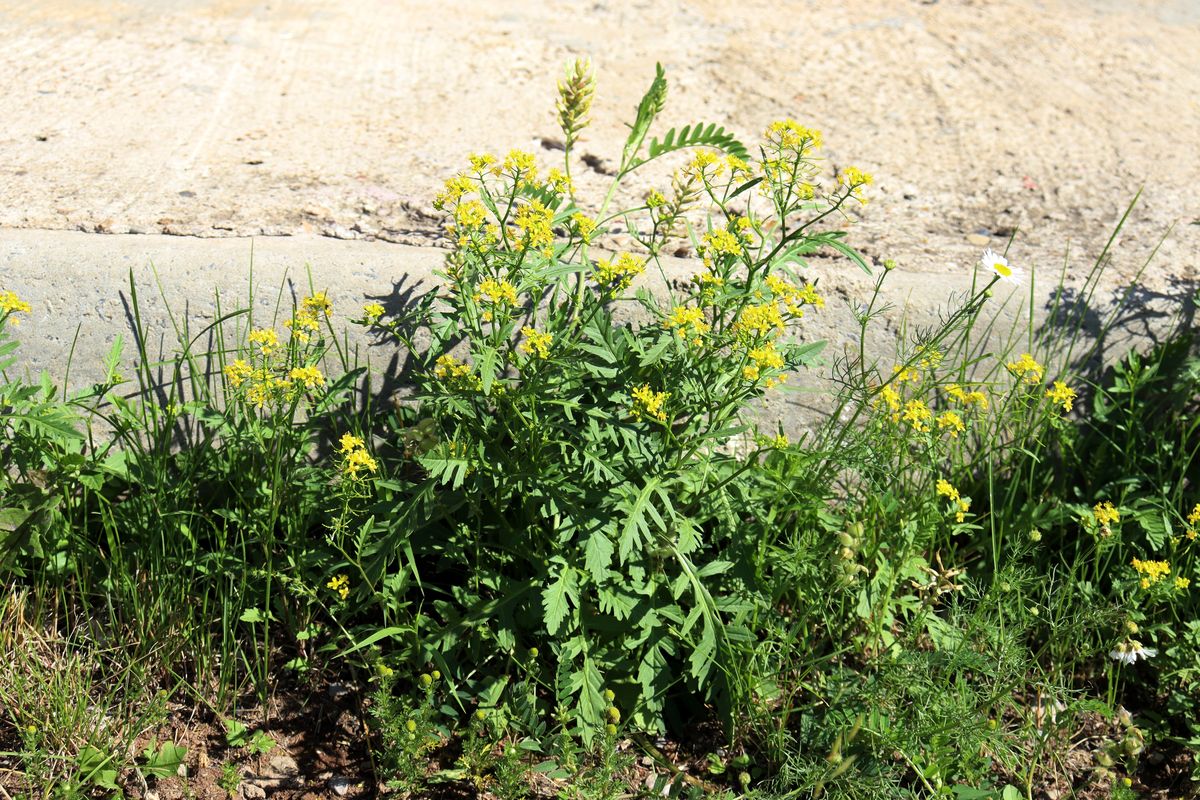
left=358, top=62, right=886, bottom=739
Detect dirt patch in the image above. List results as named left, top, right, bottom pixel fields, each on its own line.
left=0, top=0, right=1196, bottom=295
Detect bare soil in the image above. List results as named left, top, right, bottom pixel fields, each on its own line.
left=0, top=0, right=1197, bottom=294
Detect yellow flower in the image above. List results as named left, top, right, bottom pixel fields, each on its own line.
left=1093, top=501, right=1120, bottom=527
left=248, top=328, right=279, bottom=356
left=501, top=149, right=538, bottom=185
left=344, top=448, right=378, bottom=479
left=876, top=384, right=902, bottom=416
left=223, top=358, right=253, bottom=387
left=303, top=292, right=333, bottom=318
left=686, top=150, right=724, bottom=179
left=743, top=342, right=785, bottom=384
left=893, top=365, right=920, bottom=384
left=764, top=120, right=822, bottom=152
left=902, top=399, right=932, bottom=432
left=363, top=302, right=385, bottom=324
left=630, top=384, right=669, bottom=423
left=326, top=574, right=350, bottom=600
left=513, top=200, right=555, bottom=253
left=1187, top=503, right=1200, bottom=526
left=700, top=228, right=743, bottom=267
left=468, top=152, right=497, bottom=173
left=571, top=212, right=597, bottom=241
left=1045, top=380, right=1077, bottom=412
left=289, top=365, right=325, bottom=390
left=936, top=411, right=965, bottom=437
left=433, top=174, right=475, bottom=209
left=734, top=303, right=785, bottom=339
left=0, top=289, right=32, bottom=323
left=936, top=479, right=960, bottom=503
left=956, top=498, right=971, bottom=523
left=1131, top=558, right=1170, bottom=586
left=1006, top=353, right=1045, bottom=385
left=519, top=326, right=553, bottom=359
left=477, top=278, right=519, bottom=307
left=663, top=306, right=709, bottom=342
left=339, top=433, right=365, bottom=454
left=433, top=354, right=481, bottom=390
left=546, top=167, right=573, bottom=194
left=284, top=310, right=321, bottom=342
left=1175, top=576, right=1190, bottom=591
left=454, top=199, right=488, bottom=230
left=838, top=166, right=873, bottom=202
left=594, top=253, right=646, bottom=293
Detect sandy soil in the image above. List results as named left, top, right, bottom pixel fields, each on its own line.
left=0, top=0, right=1195, bottom=293
left=0, top=0, right=1197, bottom=292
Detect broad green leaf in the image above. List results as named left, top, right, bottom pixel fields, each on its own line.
left=142, top=741, right=187, bottom=778
left=542, top=562, right=578, bottom=635
left=583, top=530, right=614, bottom=583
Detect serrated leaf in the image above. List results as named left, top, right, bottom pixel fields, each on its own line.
left=583, top=531, right=614, bottom=583
left=542, top=563, right=578, bottom=635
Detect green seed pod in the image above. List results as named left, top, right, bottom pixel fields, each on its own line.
left=528, top=647, right=539, bottom=658
left=431, top=670, right=441, bottom=680
left=405, top=719, right=417, bottom=733
left=603, top=689, right=615, bottom=702
left=738, top=771, right=751, bottom=788
left=605, top=723, right=618, bottom=736
left=419, top=673, right=433, bottom=687
left=475, top=709, right=487, bottom=721
left=607, top=706, right=621, bottom=723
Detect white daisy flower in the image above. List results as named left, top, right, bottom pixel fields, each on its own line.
left=980, top=248, right=1023, bottom=285
left=1108, top=639, right=1157, bottom=665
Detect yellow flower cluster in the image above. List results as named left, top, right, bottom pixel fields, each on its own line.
left=1131, top=558, right=1170, bottom=589
left=289, top=364, right=325, bottom=390
left=1045, top=380, right=1077, bottom=413
left=1187, top=503, right=1200, bottom=540
left=1006, top=353, right=1045, bottom=385
left=936, top=410, right=965, bottom=437
left=454, top=199, right=488, bottom=230
left=765, top=274, right=823, bottom=316
left=764, top=120, right=823, bottom=153
left=0, top=289, right=31, bottom=323
left=1176, top=576, right=1191, bottom=591
left=1093, top=501, right=1120, bottom=527
left=936, top=479, right=972, bottom=523
left=282, top=294, right=331, bottom=343
left=433, top=354, right=482, bottom=390
left=838, top=166, right=874, bottom=202
left=663, top=306, right=709, bottom=345
left=327, top=574, right=350, bottom=600
left=686, top=150, right=723, bottom=179
left=571, top=212, right=597, bottom=241
left=630, top=384, right=669, bottom=423
left=594, top=253, right=646, bottom=293
left=945, top=383, right=989, bottom=410
left=248, top=327, right=279, bottom=356
left=514, top=200, right=555, bottom=254
left=363, top=302, right=385, bottom=325
left=902, top=399, right=932, bottom=432
left=743, top=342, right=786, bottom=384
left=546, top=167, right=572, bottom=194
left=519, top=326, right=553, bottom=359
left=477, top=277, right=519, bottom=308
left=339, top=432, right=378, bottom=480
left=223, top=358, right=253, bottom=387
left=700, top=228, right=744, bottom=268
left=501, top=149, right=538, bottom=185
left=734, top=303, right=785, bottom=339
left=434, top=174, right=475, bottom=210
